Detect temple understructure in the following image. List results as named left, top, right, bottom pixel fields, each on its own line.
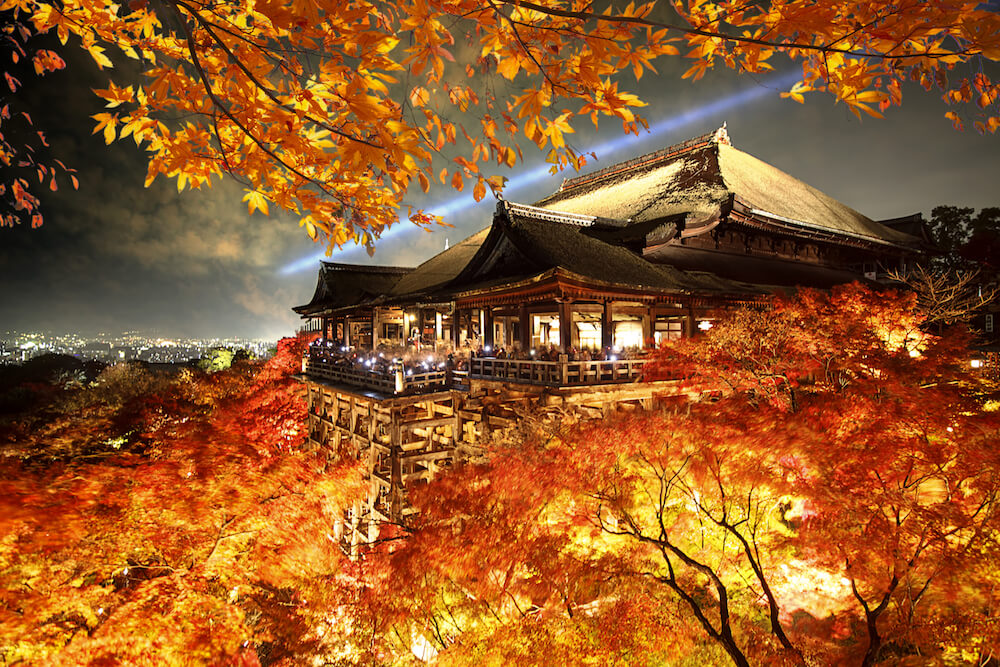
left=294, top=126, right=926, bottom=552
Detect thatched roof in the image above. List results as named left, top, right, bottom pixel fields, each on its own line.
left=534, top=129, right=918, bottom=248
left=388, top=227, right=490, bottom=298
left=293, top=262, right=413, bottom=316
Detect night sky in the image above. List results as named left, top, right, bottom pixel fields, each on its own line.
left=3, top=43, right=1000, bottom=340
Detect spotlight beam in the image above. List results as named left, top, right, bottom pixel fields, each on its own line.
left=279, top=71, right=801, bottom=275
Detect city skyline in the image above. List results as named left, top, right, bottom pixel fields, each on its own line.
left=1, top=329, right=276, bottom=365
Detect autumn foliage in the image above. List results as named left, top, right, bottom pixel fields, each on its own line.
left=0, top=333, right=366, bottom=665
left=2, top=289, right=1000, bottom=665
left=3, top=0, right=1000, bottom=245
left=359, top=285, right=1000, bottom=666
left=0, top=17, right=78, bottom=228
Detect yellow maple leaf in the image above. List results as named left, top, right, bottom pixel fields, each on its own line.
left=242, top=189, right=270, bottom=216
left=87, top=45, right=113, bottom=70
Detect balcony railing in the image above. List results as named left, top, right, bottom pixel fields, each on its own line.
left=468, top=356, right=647, bottom=386
left=304, top=347, right=652, bottom=394
left=305, top=349, right=448, bottom=395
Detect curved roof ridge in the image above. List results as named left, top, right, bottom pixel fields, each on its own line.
left=319, top=261, right=414, bottom=274
left=555, top=128, right=721, bottom=195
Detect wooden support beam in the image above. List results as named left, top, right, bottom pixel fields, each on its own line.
left=642, top=306, right=652, bottom=349
left=558, top=299, right=573, bottom=353
left=389, top=412, right=403, bottom=520
left=519, top=303, right=530, bottom=350
left=601, top=300, right=613, bottom=351
left=401, top=416, right=456, bottom=432
left=483, top=307, right=494, bottom=350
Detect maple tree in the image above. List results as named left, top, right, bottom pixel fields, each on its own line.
left=0, top=334, right=367, bottom=665
left=2, top=289, right=999, bottom=665
left=2, top=0, right=1000, bottom=248
left=357, top=285, right=1000, bottom=666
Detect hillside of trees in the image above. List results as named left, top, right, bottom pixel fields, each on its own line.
left=1, top=286, right=999, bottom=665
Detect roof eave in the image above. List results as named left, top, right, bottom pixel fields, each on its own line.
left=731, top=200, right=920, bottom=251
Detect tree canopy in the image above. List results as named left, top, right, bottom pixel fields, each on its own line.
left=369, top=285, right=1000, bottom=666
left=0, top=335, right=364, bottom=664
left=927, top=205, right=1000, bottom=273
left=1, top=287, right=999, bottom=664
left=3, top=0, right=1000, bottom=249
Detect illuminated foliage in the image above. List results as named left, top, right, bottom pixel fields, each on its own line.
left=0, top=333, right=365, bottom=665
left=371, top=286, right=1000, bottom=666
left=2, top=0, right=999, bottom=247
left=2, top=292, right=998, bottom=665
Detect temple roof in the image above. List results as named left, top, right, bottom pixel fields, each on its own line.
left=295, top=126, right=925, bottom=318
left=441, top=202, right=762, bottom=298
left=388, top=227, right=490, bottom=298
left=293, top=262, right=413, bottom=315
left=534, top=128, right=918, bottom=248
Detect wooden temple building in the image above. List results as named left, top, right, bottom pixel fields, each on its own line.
left=293, top=126, right=925, bottom=552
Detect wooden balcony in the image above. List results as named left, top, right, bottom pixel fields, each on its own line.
left=304, top=347, right=651, bottom=394
left=305, top=348, right=448, bottom=395
left=468, top=356, right=648, bottom=386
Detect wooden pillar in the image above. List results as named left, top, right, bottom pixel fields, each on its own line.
left=372, top=308, right=381, bottom=347
left=425, top=308, right=435, bottom=344
left=642, top=305, right=653, bottom=350
left=452, top=307, right=462, bottom=347
left=601, top=300, right=613, bottom=351
left=435, top=311, right=443, bottom=350
left=364, top=310, right=375, bottom=348
left=343, top=316, right=352, bottom=348
left=558, top=299, right=573, bottom=352
left=483, top=307, right=494, bottom=350
left=389, top=410, right=402, bottom=521
left=685, top=303, right=696, bottom=338
left=518, top=303, right=530, bottom=350
left=320, top=316, right=329, bottom=342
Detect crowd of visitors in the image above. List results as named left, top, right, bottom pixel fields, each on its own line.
left=473, top=343, right=640, bottom=362
left=309, top=338, right=450, bottom=378
left=309, top=338, right=643, bottom=380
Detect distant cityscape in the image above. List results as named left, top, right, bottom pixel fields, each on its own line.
left=0, top=331, right=278, bottom=365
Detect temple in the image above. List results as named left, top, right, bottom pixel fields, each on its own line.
left=294, top=126, right=925, bottom=551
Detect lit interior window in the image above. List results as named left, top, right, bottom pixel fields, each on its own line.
left=614, top=321, right=643, bottom=349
